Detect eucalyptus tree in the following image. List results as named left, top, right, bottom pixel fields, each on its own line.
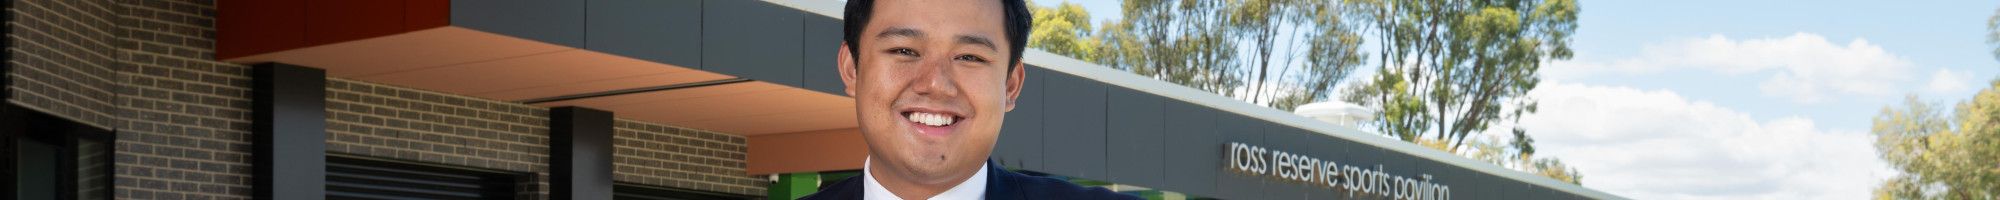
left=1345, top=0, right=1579, bottom=152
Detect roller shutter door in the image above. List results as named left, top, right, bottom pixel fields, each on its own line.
left=326, top=156, right=517, bottom=200
left=614, top=183, right=754, bottom=200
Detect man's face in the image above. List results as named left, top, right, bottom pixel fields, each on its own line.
left=837, top=0, right=1025, bottom=183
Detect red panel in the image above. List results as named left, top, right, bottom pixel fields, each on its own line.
left=405, top=0, right=450, bottom=31
left=304, top=0, right=405, bottom=46
left=216, top=0, right=308, bottom=60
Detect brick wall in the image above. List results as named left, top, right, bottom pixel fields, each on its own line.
left=324, top=78, right=553, bottom=198
left=11, top=2, right=261, bottom=199
left=614, top=119, right=764, bottom=196
left=7, top=0, right=124, bottom=130
left=112, top=0, right=259, bottom=199
left=7, top=0, right=768, bottom=199
left=116, top=47, right=254, bottom=200
left=326, top=78, right=770, bottom=198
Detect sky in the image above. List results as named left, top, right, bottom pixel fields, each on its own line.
left=1034, top=0, right=2000, bottom=199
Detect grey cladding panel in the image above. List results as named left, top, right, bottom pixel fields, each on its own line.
left=1434, top=161, right=1473, bottom=200
left=1527, top=181, right=1552, bottom=200
left=1159, top=100, right=1219, bottom=195
left=1444, top=155, right=1483, bottom=198
left=1213, top=112, right=1266, bottom=199
left=702, top=0, right=804, bottom=86
left=994, top=66, right=1049, bottom=170
left=1413, top=156, right=1454, bottom=199
left=1299, top=129, right=1347, bottom=199
left=587, top=0, right=702, bottom=67
left=1568, top=188, right=1592, bottom=200
left=1338, top=134, right=1385, bottom=192
left=453, top=0, right=585, bottom=47
left=1382, top=139, right=1418, bottom=198
left=549, top=107, right=615, bottom=200
left=1039, top=71, right=1108, bottom=179
left=1260, top=125, right=1314, bottom=199
left=1106, top=87, right=1165, bottom=185
left=253, top=63, right=327, bottom=199
left=1469, top=164, right=1502, bottom=199
left=801, top=15, right=845, bottom=95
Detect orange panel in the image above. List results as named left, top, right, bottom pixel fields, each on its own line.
left=474, top=69, right=730, bottom=101
left=532, top=82, right=788, bottom=108
left=223, top=27, right=573, bottom=76
left=351, top=50, right=679, bottom=95
left=216, top=0, right=307, bottom=59
left=747, top=128, right=869, bottom=174
left=665, top=107, right=857, bottom=135
left=305, top=0, right=405, bottom=46
left=610, top=89, right=851, bottom=123
left=405, top=0, right=450, bottom=30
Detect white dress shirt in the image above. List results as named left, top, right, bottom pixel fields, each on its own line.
left=862, top=157, right=989, bottom=200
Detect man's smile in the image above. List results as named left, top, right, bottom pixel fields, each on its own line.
left=898, top=107, right=966, bottom=137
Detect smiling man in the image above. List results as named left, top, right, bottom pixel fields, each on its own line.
left=801, top=0, right=1138, bottom=199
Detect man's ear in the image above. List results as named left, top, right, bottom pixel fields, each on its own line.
left=838, top=43, right=858, bottom=97
left=1004, top=62, right=1026, bottom=112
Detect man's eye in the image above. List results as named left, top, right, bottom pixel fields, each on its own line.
left=888, top=48, right=919, bottom=56
left=955, top=54, right=988, bottom=63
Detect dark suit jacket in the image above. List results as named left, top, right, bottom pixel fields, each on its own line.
left=800, top=160, right=1141, bottom=200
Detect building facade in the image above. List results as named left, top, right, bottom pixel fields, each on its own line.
left=4, top=0, right=762, bottom=199
left=2, top=0, right=1622, bottom=199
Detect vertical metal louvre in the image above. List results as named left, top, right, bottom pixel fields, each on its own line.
left=326, top=156, right=516, bottom=200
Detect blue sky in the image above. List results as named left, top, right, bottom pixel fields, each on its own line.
left=1033, top=0, right=1999, bottom=199
left=1565, top=0, right=1998, bottom=128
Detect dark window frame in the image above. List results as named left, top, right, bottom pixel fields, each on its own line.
left=0, top=104, right=117, bottom=200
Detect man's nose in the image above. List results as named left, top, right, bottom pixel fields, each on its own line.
left=909, top=57, right=957, bottom=97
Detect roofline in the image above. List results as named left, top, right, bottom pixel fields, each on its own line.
left=764, top=0, right=1623, bottom=199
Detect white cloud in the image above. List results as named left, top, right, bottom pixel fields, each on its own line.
left=1925, top=68, right=1974, bottom=95
left=1544, top=33, right=1914, bottom=103
left=1508, top=82, right=1895, bottom=200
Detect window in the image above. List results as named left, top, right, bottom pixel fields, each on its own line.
left=1, top=106, right=115, bottom=200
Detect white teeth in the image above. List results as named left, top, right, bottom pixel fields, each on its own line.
left=907, top=112, right=955, bottom=127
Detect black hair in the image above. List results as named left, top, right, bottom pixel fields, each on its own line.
left=844, top=0, right=1032, bottom=70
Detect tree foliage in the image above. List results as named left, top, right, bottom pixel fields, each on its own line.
left=1456, top=134, right=1581, bottom=185
left=1225, top=0, right=1369, bottom=111
left=1038, top=0, right=1367, bottom=111
left=1030, top=2, right=1101, bottom=60
left=1092, top=0, right=1243, bottom=100
left=1872, top=82, right=2000, bottom=199
left=1341, top=0, right=1576, bottom=153
left=1987, top=6, right=2000, bottom=62
left=1027, top=0, right=1584, bottom=186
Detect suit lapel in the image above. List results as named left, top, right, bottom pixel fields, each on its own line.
left=982, top=159, right=1026, bottom=200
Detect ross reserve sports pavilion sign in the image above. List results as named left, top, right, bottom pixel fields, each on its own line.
left=1227, top=142, right=1452, bottom=200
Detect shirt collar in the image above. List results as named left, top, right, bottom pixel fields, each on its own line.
left=862, top=157, right=989, bottom=200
